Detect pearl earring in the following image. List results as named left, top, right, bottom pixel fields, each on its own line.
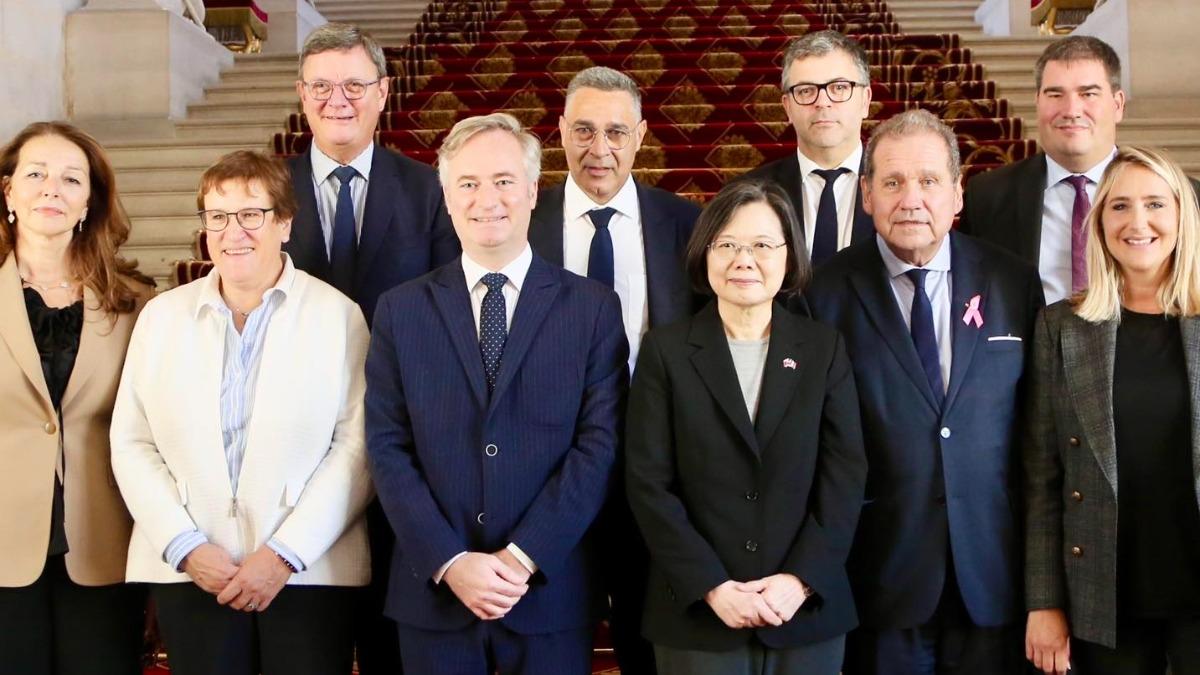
left=5, top=211, right=12, bottom=224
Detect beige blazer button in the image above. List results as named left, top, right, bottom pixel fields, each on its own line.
left=1071, top=491, right=1083, bottom=502
left=1071, top=546, right=1083, bottom=557
left=44, top=421, right=57, bottom=435
left=1068, top=436, right=1081, bottom=447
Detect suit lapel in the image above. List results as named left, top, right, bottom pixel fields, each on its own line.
left=288, top=151, right=331, bottom=275
left=850, top=157, right=874, bottom=245
left=1014, top=154, right=1048, bottom=263
left=528, top=183, right=565, bottom=267
left=688, top=303, right=760, bottom=457
left=488, top=256, right=561, bottom=414
left=754, top=304, right=806, bottom=451
left=1061, top=314, right=1118, bottom=494
left=847, top=243, right=941, bottom=413
left=773, top=155, right=807, bottom=238
left=943, top=234, right=988, bottom=412
left=637, top=181, right=677, bottom=327
left=59, top=285, right=107, bottom=410
left=1179, top=318, right=1200, bottom=507
left=356, top=146, right=398, bottom=291
left=0, top=255, right=52, bottom=407
left=430, top=261, right=488, bottom=411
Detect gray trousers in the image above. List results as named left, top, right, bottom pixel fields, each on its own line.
left=654, top=634, right=845, bottom=675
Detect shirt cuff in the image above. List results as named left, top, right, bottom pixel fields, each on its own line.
left=433, top=551, right=469, bottom=584
left=266, top=538, right=306, bottom=572
left=506, top=542, right=538, bottom=574
left=164, top=530, right=209, bottom=572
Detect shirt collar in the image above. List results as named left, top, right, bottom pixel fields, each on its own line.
left=797, top=142, right=863, bottom=178
left=310, top=142, right=374, bottom=185
left=460, top=243, right=533, bottom=294
left=1044, top=147, right=1117, bottom=190
left=195, top=253, right=296, bottom=318
left=563, top=172, right=639, bottom=223
left=875, top=232, right=952, bottom=279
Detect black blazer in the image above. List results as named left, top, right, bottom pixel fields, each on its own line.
left=284, top=145, right=460, bottom=326
left=625, top=302, right=867, bottom=650
left=740, top=154, right=875, bottom=258
left=528, top=180, right=701, bottom=329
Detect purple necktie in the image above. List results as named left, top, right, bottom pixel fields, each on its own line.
left=1065, top=174, right=1091, bottom=295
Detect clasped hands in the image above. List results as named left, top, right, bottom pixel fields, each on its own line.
left=443, top=549, right=532, bottom=621
left=705, top=574, right=809, bottom=630
left=182, top=543, right=293, bottom=613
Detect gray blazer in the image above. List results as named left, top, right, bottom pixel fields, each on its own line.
left=1024, top=301, right=1200, bottom=648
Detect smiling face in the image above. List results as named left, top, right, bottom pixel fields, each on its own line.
left=3, top=134, right=90, bottom=245
left=706, top=200, right=789, bottom=310
left=297, top=46, right=388, bottom=164
left=1036, top=58, right=1125, bottom=173
left=559, top=86, right=647, bottom=204
left=782, top=50, right=872, bottom=167
left=863, top=131, right=963, bottom=266
left=442, top=129, right=538, bottom=265
left=204, top=179, right=290, bottom=291
left=1100, top=164, right=1179, bottom=286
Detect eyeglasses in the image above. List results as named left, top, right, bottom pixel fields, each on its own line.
left=301, top=79, right=381, bottom=101
left=786, top=79, right=867, bottom=106
left=568, top=125, right=633, bottom=150
left=707, top=240, right=788, bottom=262
left=197, top=208, right=275, bottom=232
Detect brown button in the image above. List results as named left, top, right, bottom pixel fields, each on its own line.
left=1071, top=546, right=1083, bottom=557
left=1068, top=436, right=1080, bottom=447
left=43, top=421, right=56, bottom=435
left=1071, top=491, right=1083, bottom=502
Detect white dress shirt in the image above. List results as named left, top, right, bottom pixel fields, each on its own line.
left=796, top=144, right=864, bottom=256
left=1039, top=149, right=1116, bottom=304
left=562, top=174, right=648, bottom=373
left=310, top=142, right=374, bottom=257
left=877, top=234, right=954, bottom=394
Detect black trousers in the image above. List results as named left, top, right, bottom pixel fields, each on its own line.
left=153, top=581, right=355, bottom=675
left=599, top=478, right=657, bottom=675
left=354, top=499, right=403, bottom=674
left=0, top=554, right=144, bottom=675
left=1072, top=616, right=1200, bottom=674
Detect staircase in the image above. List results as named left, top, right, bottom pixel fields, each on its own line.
left=313, top=0, right=430, bottom=45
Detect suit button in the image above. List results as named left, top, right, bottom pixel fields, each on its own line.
left=44, top=421, right=57, bottom=435
left=1068, top=436, right=1080, bottom=447
left=744, top=540, right=758, bottom=552
left=1071, top=490, right=1083, bottom=502
left=476, top=512, right=486, bottom=525
left=484, top=443, right=498, bottom=457
left=940, top=427, right=951, bottom=439
left=1071, top=546, right=1083, bottom=557
left=745, top=491, right=758, bottom=501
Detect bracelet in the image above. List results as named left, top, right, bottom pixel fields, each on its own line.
left=275, top=552, right=299, bottom=573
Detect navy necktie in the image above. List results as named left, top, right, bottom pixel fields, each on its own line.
left=479, top=272, right=509, bottom=392
left=587, top=207, right=616, bottom=288
left=905, top=268, right=944, bottom=408
left=811, top=167, right=850, bottom=265
left=330, top=165, right=359, bottom=295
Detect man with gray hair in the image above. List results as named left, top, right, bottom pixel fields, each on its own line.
left=740, top=30, right=875, bottom=266
left=807, top=110, right=1043, bottom=674
left=283, top=22, right=460, bottom=674
left=528, top=65, right=699, bottom=675
left=366, top=113, right=628, bottom=674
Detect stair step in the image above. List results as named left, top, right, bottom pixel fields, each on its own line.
left=119, top=242, right=194, bottom=281
left=107, top=143, right=265, bottom=170
left=126, top=215, right=200, bottom=246
left=116, top=167, right=208, bottom=193
left=174, top=121, right=288, bottom=143
left=185, top=102, right=298, bottom=122
left=203, top=88, right=300, bottom=105
left=122, top=191, right=201, bottom=219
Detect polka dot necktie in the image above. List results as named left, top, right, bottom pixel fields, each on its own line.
left=478, top=272, right=509, bottom=392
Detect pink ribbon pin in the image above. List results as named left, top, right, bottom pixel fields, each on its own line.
left=963, top=294, right=983, bottom=328
left=783, top=358, right=797, bottom=370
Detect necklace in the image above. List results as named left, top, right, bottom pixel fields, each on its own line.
left=20, top=275, right=75, bottom=293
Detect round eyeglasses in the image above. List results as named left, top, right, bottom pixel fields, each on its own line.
left=568, top=125, right=633, bottom=150
left=197, top=208, right=275, bottom=232
left=301, top=79, right=381, bottom=101
left=707, top=240, right=788, bottom=262
left=786, top=79, right=867, bottom=106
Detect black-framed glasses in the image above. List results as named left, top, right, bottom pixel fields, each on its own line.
left=707, top=240, right=788, bottom=262
left=301, top=79, right=381, bottom=101
left=786, top=79, right=867, bottom=105
left=197, top=208, right=275, bottom=232
left=568, top=125, right=633, bottom=150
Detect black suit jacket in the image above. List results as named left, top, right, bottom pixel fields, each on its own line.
left=625, top=302, right=867, bottom=650
left=529, top=180, right=701, bottom=329
left=740, top=154, right=874, bottom=258
left=284, top=145, right=460, bottom=326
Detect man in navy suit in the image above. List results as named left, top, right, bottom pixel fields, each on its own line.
left=283, top=23, right=460, bottom=674
left=528, top=66, right=699, bottom=675
left=365, top=112, right=628, bottom=675
left=806, top=110, right=1044, bottom=674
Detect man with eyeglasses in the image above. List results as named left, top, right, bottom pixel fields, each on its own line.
left=740, top=30, right=874, bottom=267
left=285, top=22, right=460, bottom=675
left=527, top=66, right=699, bottom=675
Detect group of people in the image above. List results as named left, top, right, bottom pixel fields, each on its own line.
left=1, top=20, right=1199, bottom=675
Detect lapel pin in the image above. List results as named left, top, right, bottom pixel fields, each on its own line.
left=783, top=358, right=797, bottom=370
left=962, top=294, right=984, bottom=328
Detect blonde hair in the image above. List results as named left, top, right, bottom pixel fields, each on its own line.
left=436, top=113, right=542, bottom=187
left=1074, top=145, right=1200, bottom=321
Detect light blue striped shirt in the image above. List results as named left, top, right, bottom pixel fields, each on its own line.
left=164, top=256, right=304, bottom=572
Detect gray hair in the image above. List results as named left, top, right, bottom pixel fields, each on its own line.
left=1034, top=35, right=1122, bottom=92
left=437, top=113, right=542, bottom=186
left=299, top=23, right=388, bottom=80
left=780, top=30, right=871, bottom=90
left=863, top=109, right=961, bottom=181
left=565, top=67, right=642, bottom=120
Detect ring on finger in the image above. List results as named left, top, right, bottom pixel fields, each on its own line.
left=246, top=601, right=257, bottom=611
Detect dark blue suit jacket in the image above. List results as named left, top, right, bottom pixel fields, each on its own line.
left=528, top=180, right=701, bottom=329
left=365, top=253, right=629, bottom=635
left=284, top=145, right=460, bottom=326
left=806, top=232, right=1044, bottom=630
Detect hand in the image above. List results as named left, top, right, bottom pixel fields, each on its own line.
left=757, top=574, right=808, bottom=623
left=705, top=579, right=784, bottom=629
left=182, top=543, right=239, bottom=595
left=443, top=552, right=530, bottom=621
left=1026, top=608, right=1071, bottom=674
left=216, top=547, right=292, bottom=612
left=493, top=548, right=533, bottom=585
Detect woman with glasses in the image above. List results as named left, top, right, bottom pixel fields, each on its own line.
left=110, top=150, right=373, bottom=675
left=625, top=179, right=867, bottom=675
left=0, top=121, right=154, bottom=675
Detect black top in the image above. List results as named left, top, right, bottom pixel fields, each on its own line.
left=23, top=288, right=83, bottom=558
left=1113, top=309, right=1200, bottom=618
